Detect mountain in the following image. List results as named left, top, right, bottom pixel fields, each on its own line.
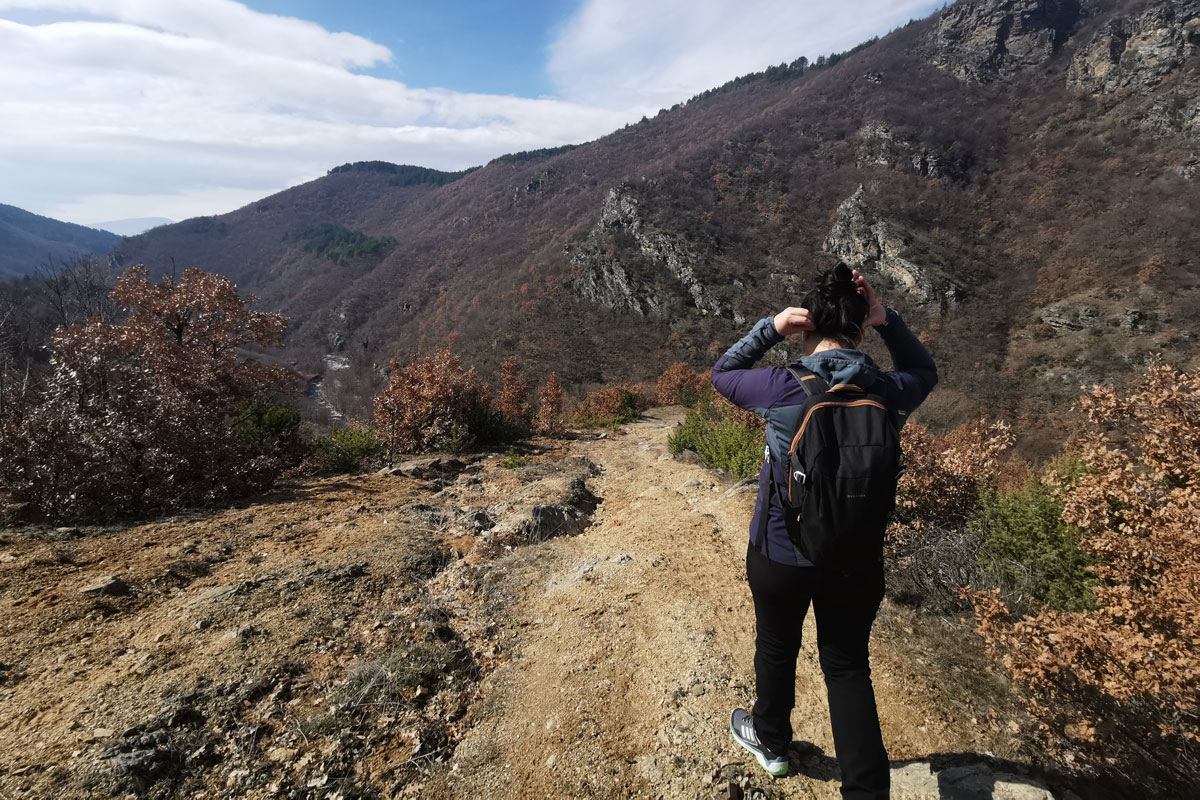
left=0, top=204, right=120, bottom=278
left=114, top=0, right=1200, bottom=456
left=92, top=217, right=174, bottom=236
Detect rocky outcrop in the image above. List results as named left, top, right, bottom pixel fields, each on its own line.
left=855, top=122, right=969, bottom=181
left=1038, top=300, right=1100, bottom=333
left=1037, top=299, right=1160, bottom=335
left=1068, top=1, right=1200, bottom=93
left=823, top=187, right=960, bottom=311
left=929, top=0, right=1083, bottom=82
left=569, top=186, right=735, bottom=320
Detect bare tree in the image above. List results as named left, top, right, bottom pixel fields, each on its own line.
left=37, top=255, right=122, bottom=328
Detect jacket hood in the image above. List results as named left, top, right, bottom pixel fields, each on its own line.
left=798, top=348, right=884, bottom=389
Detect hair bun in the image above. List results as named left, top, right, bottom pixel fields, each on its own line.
left=830, top=262, right=856, bottom=283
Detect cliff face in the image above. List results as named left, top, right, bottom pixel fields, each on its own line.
left=569, top=186, right=736, bottom=322
left=928, top=0, right=1085, bottom=82
left=823, top=187, right=961, bottom=312
left=855, top=122, right=971, bottom=182
left=1068, top=1, right=1200, bottom=92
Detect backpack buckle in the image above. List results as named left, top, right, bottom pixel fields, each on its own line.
left=792, top=469, right=807, bottom=485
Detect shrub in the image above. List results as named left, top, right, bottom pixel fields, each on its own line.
left=372, top=348, right=522, bottom=457
left=312, top=425, right=381, bottom=473
left=655, top=362, right=709, bottom=406
left=0, top=265, right=290, bottom=521
left=232, top=400, right=301, bottom=449
left=884, top=419, right=1013, bottom=613
left=972, top=366, right=1200, bottom=792
left=534, top=372, right=565, bottom=436
left=498, top=447, right=528, bottom=469
left=496, top=357, right=531, bottom=422
left=668, top=387, right=765, bottom=479
left=572, top=383, right=653, bottom=427
left=968, top=473, right=1096, bottom=613
left=892, top=419, right=1013, bottom=529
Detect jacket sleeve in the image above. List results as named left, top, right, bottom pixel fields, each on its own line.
left=711, top=317, right=796, bottom=415
left=876, top=305, right=938, bottom=413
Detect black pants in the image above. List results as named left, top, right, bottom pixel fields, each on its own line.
left=746, top=545, right=889, bottom=800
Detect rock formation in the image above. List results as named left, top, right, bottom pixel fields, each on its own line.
left=929, top=0, right=1084, bottom=82
left=569, top=186, right=733, bottom=320
left=1068, top=1, right=1200, bottom=93
left=855, top=121, right=969, bottom=181
left=823, top=187, right=960, bottom=311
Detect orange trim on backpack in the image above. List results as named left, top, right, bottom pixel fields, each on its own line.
left=788, top=399, right=888, bottom=454
left=828, top=383, right=863, bottom=392
left=786, top=398, right=888, bottom=503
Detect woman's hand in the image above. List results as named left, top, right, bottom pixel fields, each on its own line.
left=773, top=307, right=815, bottom=337
left=853, top=269, right=887, bottom=329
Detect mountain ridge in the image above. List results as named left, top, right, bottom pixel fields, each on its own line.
left=0, top=203, right=120, bottom=278
left=113, top=0, right=1200, bottom=455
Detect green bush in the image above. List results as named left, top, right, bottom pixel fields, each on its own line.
left=968, top=472, right=1096, bottom=612
left=499, top=447, right=529, bottom=469
left=464, top=399, right=528, bottom=448
left=231, top=400, right=300, bottom=448
left=668, top=388, right=764, bottom=480
left=313, top=426, right=381, bottom=473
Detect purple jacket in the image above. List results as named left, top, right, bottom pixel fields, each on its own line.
left=711, top=306, right=937, bottom=565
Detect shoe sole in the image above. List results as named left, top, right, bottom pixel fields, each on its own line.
left=729, top=720, right=788, bottom=777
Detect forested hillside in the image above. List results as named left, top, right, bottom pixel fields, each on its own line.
left=113, top=0, right=1200, bottom=454
left=0, top=204, right=119, bottom=278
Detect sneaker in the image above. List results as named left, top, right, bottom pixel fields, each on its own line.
left=729, top=708, right=787, bottom=777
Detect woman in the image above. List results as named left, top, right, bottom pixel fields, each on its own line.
left=711, top=263, right=937, bottom=799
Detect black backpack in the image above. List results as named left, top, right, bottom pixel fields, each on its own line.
left=778, top=366, right=904, bottom=570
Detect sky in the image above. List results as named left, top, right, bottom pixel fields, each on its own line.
left=0, top=0, right=943, bottom=227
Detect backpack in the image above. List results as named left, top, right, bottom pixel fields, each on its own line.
left=779, top=366, right=904, bottom=570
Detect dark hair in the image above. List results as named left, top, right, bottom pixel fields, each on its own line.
left=800, top=262, right=869, bottom=348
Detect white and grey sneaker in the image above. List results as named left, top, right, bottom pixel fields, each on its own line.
left=729, top=708, right=787, bottom=777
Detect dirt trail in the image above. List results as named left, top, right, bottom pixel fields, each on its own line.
left=0, top=408, right=1060, bottom=799
left=446, top=409, right=1048, bottom=799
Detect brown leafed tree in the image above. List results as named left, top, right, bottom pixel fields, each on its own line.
left=972, top=365, right=1200, bottom=791
left=655, top=362, right=709, bottom=407
left=0, top=265, right=291, bottom=520
left=373, top=348, right=489, bottom=457
left=534, top=372, right=565, bottom=436
left=497, top=356, right=531, bottom=421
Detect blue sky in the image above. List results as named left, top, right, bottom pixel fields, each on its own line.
left=248, top=0, right=574, bottom=97
left=0, top=0, right=944, bottom=225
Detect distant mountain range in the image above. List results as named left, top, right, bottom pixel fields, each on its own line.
left=0, top=204, right=119, bottom=278
left=35, top=0, right=1200, bottom=453
left=92, top=217, right=174, bottom=237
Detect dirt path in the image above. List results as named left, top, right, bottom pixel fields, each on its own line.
left=0, top=408, right=1061, bottom=799
left=445, top=409, right=1050, bottom=799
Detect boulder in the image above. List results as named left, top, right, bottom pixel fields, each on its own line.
left=79, top=575, right=131, bottom=597
left=383, top=456, right=466, bottom=479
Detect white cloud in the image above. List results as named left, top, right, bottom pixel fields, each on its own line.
left=0, top=0, right=943, bottom=225
left=0, top=2, right=638, bottom=223
left=0, top=0, right=391, bottom=67
left=548, top=0, right=941, bottom=109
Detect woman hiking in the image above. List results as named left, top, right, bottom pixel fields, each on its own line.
left=711, top=262, right=937, bottom=799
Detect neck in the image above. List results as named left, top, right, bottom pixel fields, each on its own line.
left=805, top=338, right=850, bottom=356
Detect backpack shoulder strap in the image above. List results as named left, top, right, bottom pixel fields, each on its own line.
left=785, top=364, right=828, bottom=398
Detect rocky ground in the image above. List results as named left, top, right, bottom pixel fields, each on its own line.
left=1, top=408, right=1082, bottom=799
